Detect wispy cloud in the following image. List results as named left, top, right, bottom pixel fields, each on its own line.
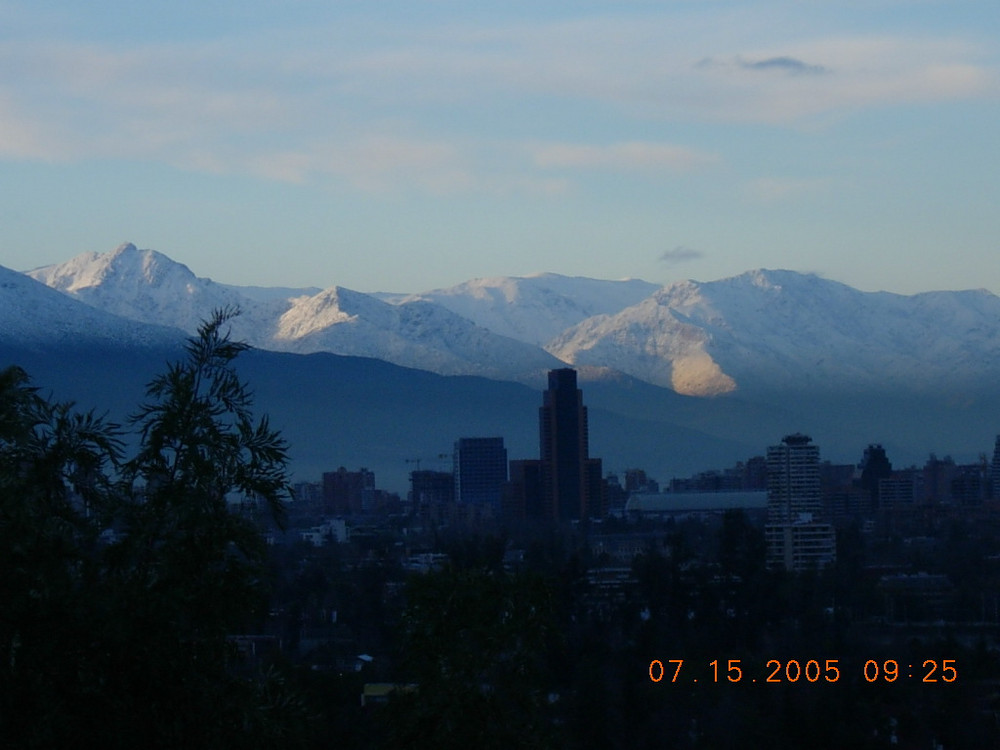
left=691, top=36, right=997, bottom=121
left=251, top=136, right=476, bottom=193
left=739, top=56, right=829, bottom=75
left=660, top=246, right=705, bottom=265
left=743, top=176, right=832, bottom=203
left=697, top=54, right=829, bottom=76
left=532, top=141, right=718, bottom=173
left=0, top=94, right=58, bottom=160
left=0, top=11, right=996, bottom=187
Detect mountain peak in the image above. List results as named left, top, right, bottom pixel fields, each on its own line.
left=112, top=241, right=138, bottom=255
left=29, top=243, right=199, bottom=294
left=25, top=244, right=245, bottom=338
left=722, top=268, right=811, bottom=289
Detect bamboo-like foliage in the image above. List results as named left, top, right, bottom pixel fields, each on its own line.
left=0, top=309, right=301, bottom=748
left=129, top=306, right=289, bottom=520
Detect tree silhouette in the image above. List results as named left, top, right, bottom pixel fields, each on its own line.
left=0, top=309, right=298, bottom=748
left=0, top=365, right=123, bottom=746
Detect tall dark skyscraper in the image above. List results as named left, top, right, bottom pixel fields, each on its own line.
left=539, top=368, right=603, bottom=521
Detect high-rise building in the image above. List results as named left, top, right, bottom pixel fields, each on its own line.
left=410, top=469, right=454, bottom=526
left=766, top=433, right=821, bottom=524
left=859, top=444, right=892, bottom=510
left=539, top=368, right=604, bottom=521
left=453, top=437, right=508, bottom=507
left=991, top=435, right=1000, bottom=500
left=322, top=466, right=376, bottom=515
left=764, top=434, right=836, bottom=571
left=503, top=459, right=542, bottom=522
left=878, top=474, right=918, bottom=509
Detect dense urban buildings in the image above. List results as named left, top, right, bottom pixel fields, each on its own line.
left=992, top=435, right=1000, bottom=500
left=322, top=466, right=376, bottom=515
left=199, top=393, right=1000, bottom=745
left=409, top=469, right=454, bottom=526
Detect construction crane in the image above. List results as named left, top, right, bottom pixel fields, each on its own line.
left=404, top=453, right=451, bottom=471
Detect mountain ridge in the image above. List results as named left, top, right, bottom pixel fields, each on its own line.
left=27, top=244, right=564, bottom=384
left=22, top=243, right=1000, bottom=401
left=9, top=244, right=1000, bottom=488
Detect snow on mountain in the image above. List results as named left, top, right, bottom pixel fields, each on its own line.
left=26, top=244, right=565, bottom=382
left=26, top=243, right=282, bottom=343
left=550, top=269, right=1000, bottom=396
left=390, top=273, right=659, bottom=348
left=26, top=246, right=1000, bottom=399
left=547, top=292, right=737, bottom=396
left=274, top=286, right=564, bottom=380
left=0, top=262, right=183, bottom=348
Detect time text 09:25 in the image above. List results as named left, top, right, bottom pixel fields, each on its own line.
left=648, top=659, right=957, bottom=684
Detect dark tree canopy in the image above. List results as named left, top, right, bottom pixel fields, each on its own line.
left=0, top=309, right=298, bottom=748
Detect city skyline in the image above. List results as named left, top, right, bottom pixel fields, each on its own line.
left=1, top=1, right=998, bottom=295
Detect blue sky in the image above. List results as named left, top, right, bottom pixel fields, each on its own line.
left=1, top=1, right=998, bottom=293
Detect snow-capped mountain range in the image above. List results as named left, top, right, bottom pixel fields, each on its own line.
left=550, top=269, right=1000, bottom=397
left=384, top=274, right=659, bottom=348
left=0, top=260, right=180, bottom=348
left=25, top=244, right=566, bottom=382
left=8, top=241, right=1000, bottom=483
left=19, top=242, right=1000, bottom=399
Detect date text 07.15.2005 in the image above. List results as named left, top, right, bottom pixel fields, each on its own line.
left=649, top=659, right=957, bottom=684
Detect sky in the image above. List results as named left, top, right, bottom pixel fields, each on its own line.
left=0, top=1, right=998, bottom=294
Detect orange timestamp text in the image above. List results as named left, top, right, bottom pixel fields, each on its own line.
left=648, top=658, right=957, bottom=684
